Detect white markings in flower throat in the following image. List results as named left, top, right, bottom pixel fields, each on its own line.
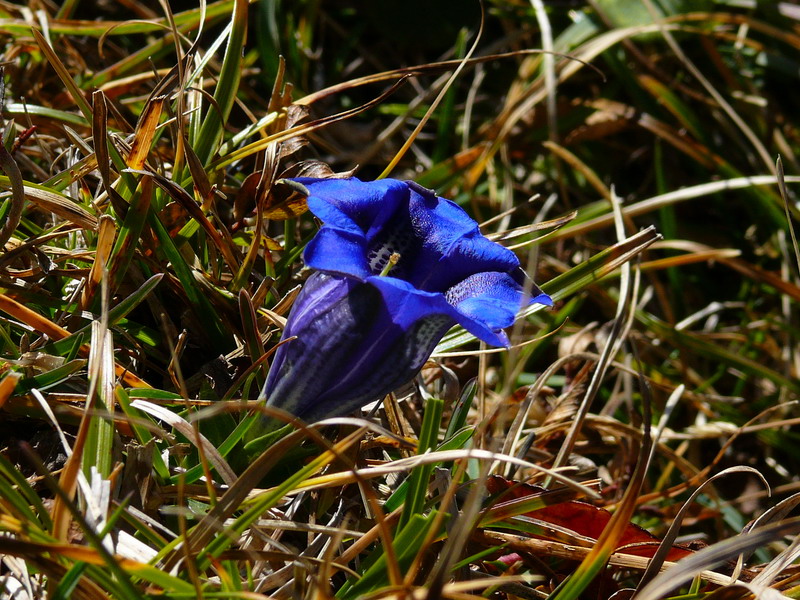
left=445, top=272, right=494, bottom=306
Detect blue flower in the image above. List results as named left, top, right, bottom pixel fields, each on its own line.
left=261, top=177, right=552, bottom=422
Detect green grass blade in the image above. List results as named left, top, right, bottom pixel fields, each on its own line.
left=146, top=210, right=233, bottom=350
left=338, top=512, right=440, bottom=600
left=398, top=396, right=444, bottom=530
left=193, top=0, right=248, bottom=165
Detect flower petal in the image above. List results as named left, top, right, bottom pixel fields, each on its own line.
left=446, top=271, right=553, bottom=338
left=404, top=182, right=523, bottom=292
left=296, top=177, right=408, bottom=237
left=314, top=277, right=456, bottom=416
left=303, top=227, right=372, bottom=279
left=278, top=271, right=353, bottom=338
left=367, top=275, right=508, bottom=347
left=296, top=178, right=416, bottom=279
left=297, top=178, right=411, bottom=278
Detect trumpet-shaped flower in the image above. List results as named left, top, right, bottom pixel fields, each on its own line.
left=261, top=177, right=552, bottom=422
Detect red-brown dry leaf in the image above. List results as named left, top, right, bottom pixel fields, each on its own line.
left=486, top=475, right=693, bottom=562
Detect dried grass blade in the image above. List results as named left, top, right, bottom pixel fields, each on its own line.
left=543, top=141, right=609, bottom=199
left=554, top=175, right=800, bottom=241
left=86, top=324, right=116, bottom=478
left=296, top=49, right=586, bottom=106
left=549, top=186, right=631, bottom=474
left=107, top=177, right=153, bottom=292
left=634, top=517, right=800, bottom=600
left=52, top=277, right=115, bottom=541
left=633, top=466, right=768, bottom=595
left=81, top=215, right=117, bottom=309
left=131, top=399, right=237, bottom=486
left=238, top=289, right=265, bottom=362
left=472, top=530, right=734, bottom=587
left=0, top=135, right=24, bottom=249
left=735, top=491, right=800, bottom=581
left=487, top=211, right=577, bottom=242
left=126, top=96, right=166, bottom=170
left=542, top=226, right=659, bottom=304
left=230, top=166, right=265, bottom=290
left=91, top=90, right=128, bottom=218
left=0, top=535, right=194, bottom=594
left=637, top=249, right=741, bottom=272
left=0, top=290, right=151, bottom=389
left=777, top=156, right=800, bottom=273
left=436, top=227, right=660, bottom=353
left=549, top=339, right=653, bottom=599
left=378, top=5, right=483, bottom=179
left=478, top=487, right=594, bottom=528
left=472, top=23, right=683, bottom=182
left=642, top=0, right=775, bottom=174
left=649, top=239, right=800, bottom=301
left=193, top=0, right=247, bottom=165
left=210, top=77, right=409, bottom=171
left=0, top=372, right=22, bottom=410
left=85, top=0, right=227, bottom=88
left=30, top=28, right=93, bottom=121
left=180, top=134, right=214, bottom=206
left=162, top=423, right=360, bottom=573
left=0, top=179, right=97, bottom=230
left=0, top=293, right=76, bottom=342
left=128, top=168, right=240, bottom=272
left=262, top=448, right=599, bottom=499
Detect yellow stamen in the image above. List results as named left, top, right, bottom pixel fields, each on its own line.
left=379, top=252, right=401, bottom=277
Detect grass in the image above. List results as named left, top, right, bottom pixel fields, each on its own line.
left=2, top=0, right=800, bottom=598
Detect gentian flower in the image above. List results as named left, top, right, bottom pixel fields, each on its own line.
left=261, top=177, right=552, bottom=422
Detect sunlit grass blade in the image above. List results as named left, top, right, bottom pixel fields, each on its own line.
left=81, top=215, right=116, bottom=311
left=193, top=0, right=248, bottom=165
left=0, top=454, right=51, bottom=529
left=30, top=28, right=94, bottom=121
left=2, top=3, right=800, bottom=597
left=14, top=359, right=87, bottom=393
left=106, top=177, right=152, bottom=293
left=129, top=168, right=240, bottom=272
left=171, top=425, right=366, bottom=573
left=0, top=175, right=97, bottom=230
left=0, top=136, right=24, bottom=250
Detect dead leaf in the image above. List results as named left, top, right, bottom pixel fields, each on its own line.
left=487, top=475, right=694, bottom=562
left=263, top=179, right=310, bottom=220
